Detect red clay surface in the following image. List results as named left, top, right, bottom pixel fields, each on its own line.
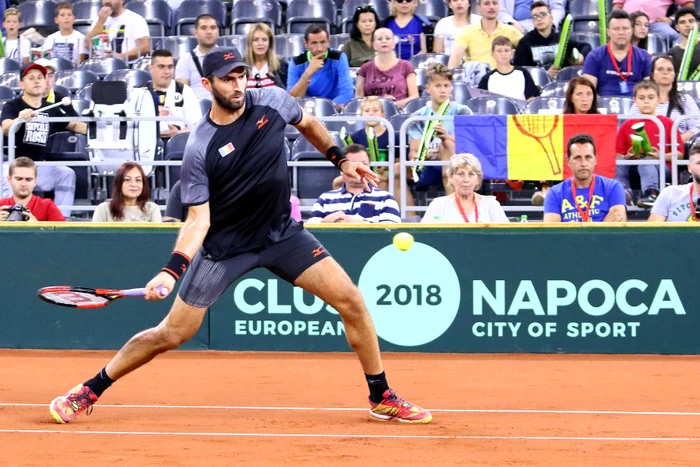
left=1, top=350, right=699, bottom=466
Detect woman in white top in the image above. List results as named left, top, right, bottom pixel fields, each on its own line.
left=92, top=162, right=162, bottom=222
left=433, top=0, right=481, bottom=56
left=422, top=153, right=509, bottom=223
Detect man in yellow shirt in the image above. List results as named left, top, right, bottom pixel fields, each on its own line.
left=448, top=0, right=523, bottom=69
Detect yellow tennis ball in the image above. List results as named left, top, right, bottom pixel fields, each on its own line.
left=393, top=232, right=414, bottom=251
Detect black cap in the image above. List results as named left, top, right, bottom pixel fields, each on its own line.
left=202, top=47, right=249, bottom=79
left=20, top=62, right=47, bottom=79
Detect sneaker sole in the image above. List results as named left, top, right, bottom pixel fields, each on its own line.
left=49, top=398, right=68, bottom=424
left=368, top=409, right=432, bottom=424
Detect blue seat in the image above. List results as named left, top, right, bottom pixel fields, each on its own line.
left=540, top=81, right=568, bottom=97
left=79, top=57, right=129, bottom=79
left=52, top=84, right=71, bottom=98
left=523, top=97, right=566, bottom=114
left=47, top=57, right=75, bottom=71
left=165, top=132, right=190, bottom=185
left=341, top=97, right=400, bottom=118
left=466, top=96, right=521, bottom=115
left=75, top=84, right=93, bottom=100
left=18, top=1, right=58, bottom=32
left=0, top=58, right=20, bottom=75
left=132, top=56, right=152, bottom=71
left=0, top=72, right=19, bottom=94
left=231, top=0, right=282, bottom=34
left=153, top=36, right=198, bottom=60
left=217, top=35, right=248, bottom=55
left=274, top=33, right=305, bottom=60
left=45, top=131, right=90, bottom=200
left=597, top=96, right=634, bottom=115
left=330, top=33, right=350, bottom=52
left=401, top=96, right=432, bottom=114
left=292, top=133, right=344, bottom=202
left=127, top=0, right=173, bottom=37
left=646, top=33, right=668, bottom=55
left=556, top=66, right=583, bottom=82
left=523, top=66, right=551, bottom=88
left=409, top=53, right=450, bottom=70
left=174, top=0, right=226, bottom=35
left=104, top=69, right=152, bottom=88
left=55, top=69, right=100, bottom=92
left=414, top=0, right=448, bottom=23
left=570, top=32, right=600, bottom=52
left=71, top=98, right=92, bottom=116
left=0, top=85, right=14, bottom=101
left=285, top=0, right=336, bottom=34
left=72, top=1, right=103, bottom=35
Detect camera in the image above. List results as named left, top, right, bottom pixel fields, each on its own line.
left=4, top=204, right=29, bottom=222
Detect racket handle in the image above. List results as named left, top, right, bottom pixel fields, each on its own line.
left=122, top=286, right=170, bottom=298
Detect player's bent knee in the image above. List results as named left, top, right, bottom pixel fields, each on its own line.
left=333, top=286, right=366, bottom=321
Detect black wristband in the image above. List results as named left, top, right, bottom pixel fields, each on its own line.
left=326, top=146, right=348, bottom=169
left=162, top=251, right=191, bottom=281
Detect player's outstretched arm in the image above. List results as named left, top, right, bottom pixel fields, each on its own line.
left=295, top=111, right=380, bottom=190
left=144, top=203, right=211, bottom=300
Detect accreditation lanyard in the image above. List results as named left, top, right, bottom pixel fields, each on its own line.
left=607, top=43, right=632, bottom=81
left=571, top=177, right=596, bottom=223
left=417, top=100, right=450, bottom=164
left=690, top=185, right=699, bottom=222
left=455, top=195, right=479, bottom=223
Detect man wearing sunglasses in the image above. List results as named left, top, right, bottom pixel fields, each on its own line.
left=498, top=0, right=565, bottom=33
left=287, top=25, right=354, bottom=108
left=513, top=1, right=590, bottom=78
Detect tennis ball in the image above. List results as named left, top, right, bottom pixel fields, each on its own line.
left=393, top=232, right=414, bottom=251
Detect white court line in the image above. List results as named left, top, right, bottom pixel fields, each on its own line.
left=2, top=403, right=700, bottom=416
left=0, top=429, right=697, bottom=442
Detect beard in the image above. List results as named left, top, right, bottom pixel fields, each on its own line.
left=693, top=172, right=700, bottom=185
left=211, top=84, right=245, bottom=113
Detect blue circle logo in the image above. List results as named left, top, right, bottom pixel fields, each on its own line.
left=358, top=242, right=461, bottom=347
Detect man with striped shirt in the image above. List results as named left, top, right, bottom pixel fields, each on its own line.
left=308, top=144, right=401, bottom=224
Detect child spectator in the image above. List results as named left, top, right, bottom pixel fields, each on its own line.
left=3, top=8, right=30, bottom=65
left=478, top=36, right=539, bottom=101
left=42, top=2, right=87, bottom=64
left=616, top=80, right=684, bottom=208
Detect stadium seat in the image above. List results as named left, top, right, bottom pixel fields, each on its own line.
left=678, top=81, right=700, bottom=101
left=75, top=84, right=92, bottom=100
left=523, top=66, right=551, bottom=88
left=341, top=97, right=400, bottom=118
left=71, top=98, right=92, bottom=116
left=105, top=69, right=152, bottom=88
left=47, top=57, right=74, bottom=71
left=410, top=53, right=450, bottom=70
left=401, top=96, right=432, bottom=114
left=597, top=96, right=634, bottom=115
left=274, top=34, right=306, bottom=60
left=569, top=0, right=598, bottom=19
left=230, top=0, right=282, bottom=35
left=285, top=0, right=336, bottom=34
left=388, top=113, right=413, bottom=146
left=466, top=96, right=521, bottom=115
left=286, top=97, right=338, bottom=139
left=52, top=84, right=71, bottom=98
left=72, top=1, right=103, bottom=35
left=132, top=56, right=152, bottom=71
left=153, top=36, right=198, bottom=60
left=646, top=33, right=667, bottom=55
left=217, top=35, right=248, bottom=55
left=45, top=131, right=90, bottom=200
left=556, top=66, right=583, bottom=82
left=18, top=1, right=58, bottom=33
left=79, top=57, right=129, bottom=79
left=452, top=82, right=470, bottom=105
left=570, top=32, right=600, bottom=51
left=164, top=132, right=190, bottom=186
left=56, top=70, right=100, bottom=92
left=573, top=20, right=600, bottom=34
left=126, top=0, right=173, bottom=38
left=174, top=0, right=227, bottom=36
left=199, top=98, right=212, bottom=115
left=540, top=81, right=568, bottom=97
left=0, top=72, right=19, bottom=94
left=330, top=33, right=350, bottom=51
left=340, top=0, right=391, bottom=32
left=291, top=133, right=344, bottom=202
left=523, top=97, right=566, bottom=114
left=414, top=0, right=448, bottom=23
left=0, top=58, right=20, bottom=75
left=0, top=85, right=14, bottom=101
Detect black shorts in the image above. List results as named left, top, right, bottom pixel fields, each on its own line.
left=178, top=229, right=330, bottom=308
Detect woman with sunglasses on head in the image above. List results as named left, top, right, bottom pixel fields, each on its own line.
left=356, top=28, right=419, bottom=110
left=630, top=54, right=700, bottom=143
left=244, top=23, right=288, bottom=89
left=382, top=0, right=429, bottom=60
left=343, top=6, right=380, bottom=67
left=434, top=0, right=480, bottom=56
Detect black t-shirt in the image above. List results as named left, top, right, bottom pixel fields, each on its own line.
left=0, top=96, right=71, bottom=161
left=513, top=29, right=592, bottom=69
left=180, top=87, right=304, bottom=260
left=351, top=128, right=390, bottom=162
left=670, top=45, right=700, bottom=80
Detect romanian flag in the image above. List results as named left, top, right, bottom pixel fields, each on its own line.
left=454, top=115, right=618, bottom=180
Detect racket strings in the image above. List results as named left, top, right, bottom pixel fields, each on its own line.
left=43, top=291, right=109, bottom=306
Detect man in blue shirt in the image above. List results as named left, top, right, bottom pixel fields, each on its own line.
left=582, top=9, right=651, bottom=97
left=287, top=25, right=354, bottom=108
left=543, top=133, right=627, bottom=222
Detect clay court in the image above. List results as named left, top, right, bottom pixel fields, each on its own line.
left=1, top=350, right=699, bottom=466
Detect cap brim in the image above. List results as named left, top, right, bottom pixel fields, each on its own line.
left=212, top=62, right=249, bottom=78
left=21, top=63, right=47, bottom=78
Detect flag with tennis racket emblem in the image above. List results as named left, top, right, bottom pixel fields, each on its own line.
left=454, top=115, right=617, bottom=180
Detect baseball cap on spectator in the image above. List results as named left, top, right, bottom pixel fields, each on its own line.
left=34, top=58, right=56, bottom=72
left=202, top=47, right=248, bottom=79
left=20, top=62, right=47, bottom=79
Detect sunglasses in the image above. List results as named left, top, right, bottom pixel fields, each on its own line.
left=356, top=5, right=375, bottom=12
left=395, top=0, right=413, bottom=3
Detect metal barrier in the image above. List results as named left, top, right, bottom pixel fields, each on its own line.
left=397, top=114, right=668, bottom=219
left=670, top=115, right=699, bottom=185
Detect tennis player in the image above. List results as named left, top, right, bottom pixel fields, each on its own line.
left=49, top=48, right=431, bottom=424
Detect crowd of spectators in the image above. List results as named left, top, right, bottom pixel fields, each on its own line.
left=2, top=0, right=700, bottom=224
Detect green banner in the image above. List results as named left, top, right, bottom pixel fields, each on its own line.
left=0, top=225, right=698, bottom=354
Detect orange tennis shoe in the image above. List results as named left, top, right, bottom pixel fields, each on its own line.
left=369, top=389, right=432, bottom=424
left=49, top=384, right=98, bottom=424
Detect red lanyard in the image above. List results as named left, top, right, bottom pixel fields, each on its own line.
left=690, top=185, right=699, bottom=222
left=571, top=177, right=596, bottom=223
left=455, top=195, right=478, bottom=223
left=607, top=43, right=632, bottom=81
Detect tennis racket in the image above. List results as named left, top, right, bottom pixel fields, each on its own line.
left=553, top=14, right=573, bottom=69
left=38, top=286, right=169, bottom=309
left=512, top=115, right=562, bottom=176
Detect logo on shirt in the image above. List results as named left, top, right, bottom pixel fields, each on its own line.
left=23, top=115, right=49, bottom=146
left=257, top=114, right=269, bottom=130
left=218, top=142, right=235, bottom=157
